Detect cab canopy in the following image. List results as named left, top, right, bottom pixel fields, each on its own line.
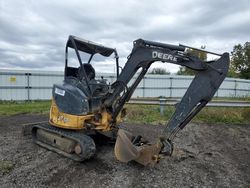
left=67, top=35, right=116, bottom=57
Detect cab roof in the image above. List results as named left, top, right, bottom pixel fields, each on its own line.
left=67, top=35, right=115, bottom=57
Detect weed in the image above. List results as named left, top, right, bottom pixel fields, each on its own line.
left=0, top=160, right=14, bottom=174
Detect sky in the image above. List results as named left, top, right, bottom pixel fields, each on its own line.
left=0, top=0, right=249, bottom=73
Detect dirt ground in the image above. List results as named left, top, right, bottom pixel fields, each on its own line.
left=0, top=114, right=249, bottom=188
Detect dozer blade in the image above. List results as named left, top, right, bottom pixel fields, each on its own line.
left=114, top=129, right=162, bottom=166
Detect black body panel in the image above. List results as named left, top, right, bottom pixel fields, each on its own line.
left=53, top=83, right=89, bottom=115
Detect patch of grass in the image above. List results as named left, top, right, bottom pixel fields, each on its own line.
left=194, top=107, right=250, bottom=124
left=0, top=100, right=51, bottom=116
left=0, top=160, right=14, bottom=174
left=125, top=104, right=174, bottom=125
left=0, top=101, right=249, bottom=124
left=125, top=104, right=250, bottom=124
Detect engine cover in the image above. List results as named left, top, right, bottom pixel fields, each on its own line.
left=52, top=83, right=89, bottom=115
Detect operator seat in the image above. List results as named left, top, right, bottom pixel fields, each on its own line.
left=78, top=63, right=96, bottom=81
left=77, top=64, right=108, bottom=96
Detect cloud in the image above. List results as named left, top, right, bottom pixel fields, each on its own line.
left=0, top=0, right=249, bottom=73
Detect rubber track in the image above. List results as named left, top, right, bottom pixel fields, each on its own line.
left=32, top=123, right=96, bottom=161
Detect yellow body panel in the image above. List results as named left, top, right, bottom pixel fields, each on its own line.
left=49, top=100, right=94, bottom=130
left=49, top=99, right=122, bottom=131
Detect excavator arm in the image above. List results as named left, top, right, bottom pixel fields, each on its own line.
left=112, top=39, right=230, bottom=165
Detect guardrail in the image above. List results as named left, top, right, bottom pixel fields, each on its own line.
left=128, top=98, right=250, bottom=115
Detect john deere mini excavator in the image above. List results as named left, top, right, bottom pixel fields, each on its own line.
left=32, top=35, right=229, bottom=165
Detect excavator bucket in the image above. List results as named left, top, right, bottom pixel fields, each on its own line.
left=114, top=129, right=162, bottom=166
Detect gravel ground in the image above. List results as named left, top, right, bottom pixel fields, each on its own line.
left=0, top=114, right=249, bottom=188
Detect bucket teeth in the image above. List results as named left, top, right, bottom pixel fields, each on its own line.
left=114, top=129, right=162, bottom=166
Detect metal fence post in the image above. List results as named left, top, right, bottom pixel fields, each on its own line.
left=169, top=77, right=173, bottom=98
left=234, top=80, right=237, bottom=97
left=159, top=98, right=167, bottom=115
left=25, top=73, right=31, bottom=101
left=142, top=77, right=145, bottom=97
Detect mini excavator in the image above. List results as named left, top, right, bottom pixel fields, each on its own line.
left=32, top=35, right=229, bottom=165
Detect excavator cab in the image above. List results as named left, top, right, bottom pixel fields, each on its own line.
left=52, top=36, right=119, bottom=116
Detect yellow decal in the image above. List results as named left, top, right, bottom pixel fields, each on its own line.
left=9, top=76, right=16, bottom=82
